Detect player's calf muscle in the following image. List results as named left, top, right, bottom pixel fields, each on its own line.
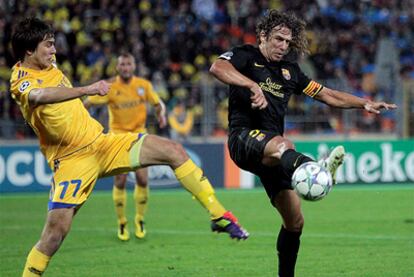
left=140, top=136, right=188, bottom=168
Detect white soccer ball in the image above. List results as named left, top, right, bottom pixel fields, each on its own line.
left=291, top=161, right=333, bottom=201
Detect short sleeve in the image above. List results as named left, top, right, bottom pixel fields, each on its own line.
left=87, top=94, right=109, bottom=105
left=10, top=76, right=41, bottom=110
left=145, top=81, right=160, bottom=106
left=218, top=46, right=253, bottom=72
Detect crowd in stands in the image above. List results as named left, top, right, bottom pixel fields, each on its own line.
left=0, top=0, right=413, bottom=139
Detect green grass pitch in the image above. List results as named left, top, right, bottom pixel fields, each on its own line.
left=1, top=185, right=413, bottom=276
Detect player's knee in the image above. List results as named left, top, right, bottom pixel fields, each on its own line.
left=266, top=136, right=295, bottom=160
left=167, top=141, right=188, bottom=164
left=136, top=181, right=147, bottom=187
left=41, top=221, right=71, bottom=252
left=276, top=137, right=294, bottom=154
left=50, top=218, right=71, bottom=235
left=114, top=175, right=127, bottom=188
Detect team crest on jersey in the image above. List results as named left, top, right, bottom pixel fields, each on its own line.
left=137, top=87, right=145, bottom=96
left=282, top=68, right=291, bottom=80
left=18, top=81, right=31, bottom=92
left=219, top=51, right=233, bottom=60
left=37, top=79, right=43, bottom=84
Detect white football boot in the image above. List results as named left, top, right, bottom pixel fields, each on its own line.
left=319, top=146, right=345, bottom=185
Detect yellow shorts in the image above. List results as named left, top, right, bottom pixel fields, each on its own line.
left=48, top=132, right=146, bottom=210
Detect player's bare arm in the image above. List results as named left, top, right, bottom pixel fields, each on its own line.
left=28, top=80, right=110, bottom=106
left=155, top=100, right=167, bottom=128
left=210, top=59, right=268, bottom=109
left=315, top=87, right=397, bottom=114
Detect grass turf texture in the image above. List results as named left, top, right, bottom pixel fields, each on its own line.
left=1, top=185, right=413, bottom=276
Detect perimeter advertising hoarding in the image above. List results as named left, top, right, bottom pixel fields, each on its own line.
left=0, top=143, right=224, bottom=193
left=295, top=140, right=414, bottom=184
left=0, top=140, right=413, bottom=193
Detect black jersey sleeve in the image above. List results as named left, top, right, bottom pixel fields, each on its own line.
left=293, top=63, right=323, bottom=97
left=218, top=45, right=253, bottom=72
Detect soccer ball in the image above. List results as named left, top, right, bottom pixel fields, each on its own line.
left=291, top=161, right=333, bottom=201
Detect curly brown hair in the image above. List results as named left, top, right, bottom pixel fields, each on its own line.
left=256, top=10, right=309, bottom=56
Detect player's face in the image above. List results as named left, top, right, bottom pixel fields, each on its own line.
left=29, top=37, right=56, bottom=70
left=117, top=57, right=136, bottom=80
left=260, top=26, right=292, bottom=62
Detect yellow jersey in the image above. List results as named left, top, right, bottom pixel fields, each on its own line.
left=87, top=76, right=160, bottom=133
left=9, top=62, right=104, bottom=164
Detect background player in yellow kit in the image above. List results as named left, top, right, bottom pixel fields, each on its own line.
left=10, top=18, right=249, bottom=277
left=84, top=53, right=167, bottom=240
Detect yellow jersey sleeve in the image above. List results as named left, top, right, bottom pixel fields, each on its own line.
left=10, top=73, right=41, bottom=116
left=87, top=94, right=109, bottom=105
left=9, top=63, right=104, bottom=165
left=145, top=81, right=160, bottom=106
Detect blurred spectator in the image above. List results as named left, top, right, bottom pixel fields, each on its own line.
left=168, top=99, right=194, bottom=142
left=1, top=0, right=413, bottom=138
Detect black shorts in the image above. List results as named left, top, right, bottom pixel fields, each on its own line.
left=228, top=128, right=292, bottom=200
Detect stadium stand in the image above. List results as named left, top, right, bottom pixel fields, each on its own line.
left=0, top=0, right=413, bottom=139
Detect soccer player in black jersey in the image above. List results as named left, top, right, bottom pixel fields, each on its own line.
left=210, top=10, right=396, bottom=277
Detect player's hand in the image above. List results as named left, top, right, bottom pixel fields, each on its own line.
left=364, top=101, right=397, bottom=114
left=249, top=83, right=268, bottom=109
left=85, top=80, right=110, bottom=96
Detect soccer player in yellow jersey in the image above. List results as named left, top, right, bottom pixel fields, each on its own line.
left=84, top=53, right=167, bottom=241
left=11, top=18, right=249, bottom=277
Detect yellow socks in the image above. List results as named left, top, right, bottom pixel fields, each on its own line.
left=22, top=247, right=50, bottom=276
left=134, top=185, right=148, bottom=238
left=112, top=186, right=127, bottom=225
left=134, top=185, right=148, bottom=222
left=174, top=159, right=226, bottom=219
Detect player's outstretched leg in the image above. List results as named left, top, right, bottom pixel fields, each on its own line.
left=136, top=135, right=250, bottom=240
left=174, top=159, right=250, bottom=240
left=319, top=146, right=345, bottom=185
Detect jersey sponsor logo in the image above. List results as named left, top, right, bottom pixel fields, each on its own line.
left=219, top=51, right=233, bottom=60
left=110, top=99, right=142, bottom=109
left=259, top=78, right=284, bottom=98
left=18, top=81, right=31, bottom=92
left=282, top=68, right=291, bottom=80
left=254, top=62, right=265, bottom=68
left=137, top=87, right=145, bottom=96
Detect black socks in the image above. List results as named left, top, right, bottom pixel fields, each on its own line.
left=277, top=226, right=302, bottom=277
left=280, top=149, right=313, bottom=177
